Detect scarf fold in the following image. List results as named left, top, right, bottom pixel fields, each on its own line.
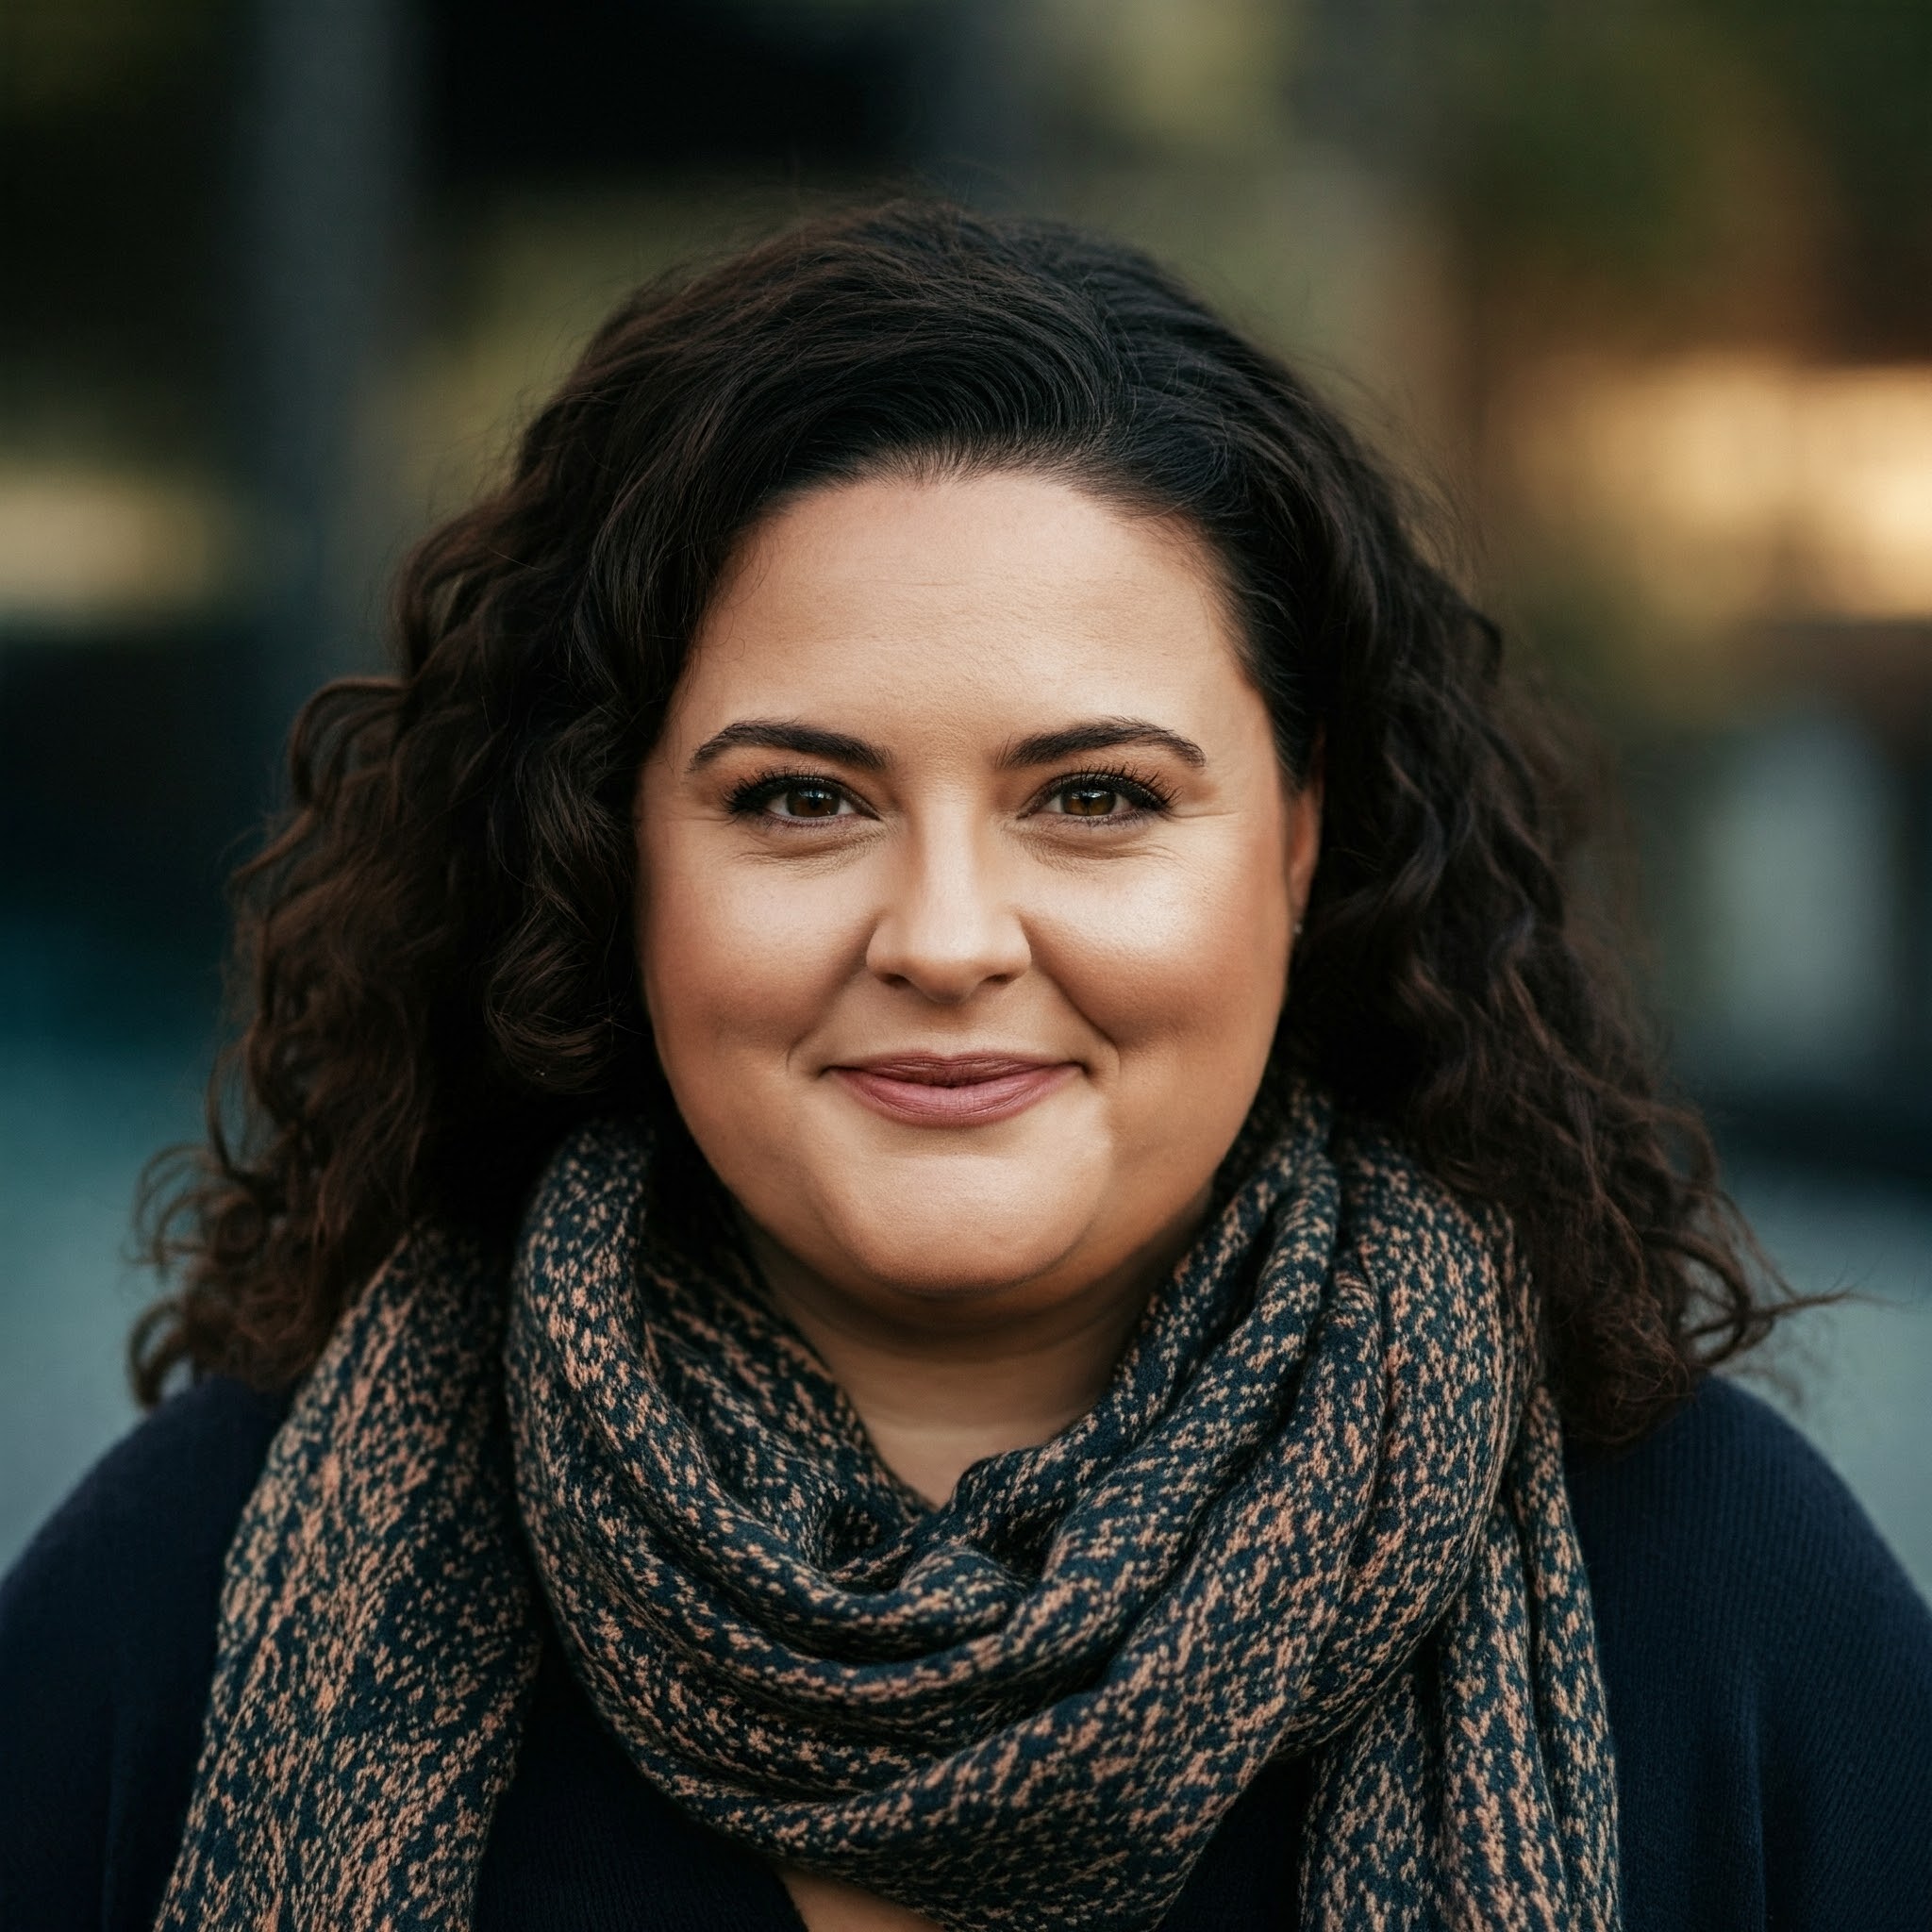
left=157, top=1086, right=1621, bottom=1931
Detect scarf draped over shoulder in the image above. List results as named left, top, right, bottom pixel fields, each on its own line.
left=156, top=1085, right=1621, bottom=1931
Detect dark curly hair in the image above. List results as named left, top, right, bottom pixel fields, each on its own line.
left=136, top=201, right=1789, bottom=1444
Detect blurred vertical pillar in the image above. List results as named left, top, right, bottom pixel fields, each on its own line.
left=1692, top=713, right=1898, bottom=1082
left=1907, top=735, right=1932, bottom=1062
left=240, top=0, right=418, bottom=781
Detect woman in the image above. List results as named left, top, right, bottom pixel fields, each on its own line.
left=2, top=204, right=1928, bottom=1932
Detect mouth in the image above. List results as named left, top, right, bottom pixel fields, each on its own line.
left=829, top=1054, right=1078, bottom=1128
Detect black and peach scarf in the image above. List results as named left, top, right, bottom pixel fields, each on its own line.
left=156, top=1086, right=1621, bottom=1931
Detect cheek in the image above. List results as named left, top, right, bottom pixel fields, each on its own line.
left=1037, top=837, right=1293, bottom=1069
left=636, top=830, right=860, bottom=1083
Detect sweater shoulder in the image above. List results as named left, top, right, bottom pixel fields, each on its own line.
left=1569, top=1374, right=1932, bottom=1931
left=1568, top=1373, right=1931, bottom=1657
left=0, top=1376, right=285, bottom=1932
left=1, top=1374, right=286, bottom=1632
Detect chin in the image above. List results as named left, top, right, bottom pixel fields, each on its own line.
left=715, top=1128, right=1130, bottom=1308
left=826, top=1213, right=1097, bottom=1306
left=808, top=1192, right=1097, bottom=1306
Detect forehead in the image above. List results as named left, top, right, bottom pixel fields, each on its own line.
left=668, top=470, right=1253, bottom=735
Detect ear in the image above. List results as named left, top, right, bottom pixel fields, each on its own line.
left=1285, top=736, right=1324, bottom=925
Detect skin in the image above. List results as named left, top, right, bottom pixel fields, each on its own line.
left=633, top=468, right=1321, bottom=1932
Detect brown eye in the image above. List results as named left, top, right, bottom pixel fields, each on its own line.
left=779, top=783, right=844, bottom=818
left=1059, top=783, right=1121, bottom=817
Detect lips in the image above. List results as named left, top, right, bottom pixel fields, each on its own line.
left=831, top=1054, right=1077, bottom=1127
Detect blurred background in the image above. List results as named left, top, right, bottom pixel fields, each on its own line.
left=3, top=0, right=1928, bottom=1584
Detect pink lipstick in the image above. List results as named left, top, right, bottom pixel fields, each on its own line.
left=832, top=1054, right=1076, bottom=1127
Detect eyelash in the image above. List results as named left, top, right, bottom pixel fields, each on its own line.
left=723, top=765, right=1176, bottom=824
left=1041, top=765, right=1175, bottom=819
left=724, top=769, right=857, bottom=822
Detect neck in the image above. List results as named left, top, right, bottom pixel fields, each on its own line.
left=744, top=1206, right=1207, bottom=1507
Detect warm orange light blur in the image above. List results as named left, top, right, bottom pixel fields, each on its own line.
left=1506, top=356, right=1932, bottom=625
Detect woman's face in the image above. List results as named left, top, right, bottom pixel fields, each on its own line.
left=635, top=470, right=1319, bottom=1332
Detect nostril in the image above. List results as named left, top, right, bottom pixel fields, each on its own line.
left=862, top=902, right=1031, bottom=1001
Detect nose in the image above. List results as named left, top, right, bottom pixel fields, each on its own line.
left=864, top=813, right=1031, bottom=1004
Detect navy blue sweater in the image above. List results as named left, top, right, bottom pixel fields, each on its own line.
left=2, top=1374, right=1929, bottom=1929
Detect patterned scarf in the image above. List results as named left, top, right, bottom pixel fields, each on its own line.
left=157, top=1085, right=1620, bottom=1931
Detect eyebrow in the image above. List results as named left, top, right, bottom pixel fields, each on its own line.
left=684, top=713, right=1208, bottom=776
left=686, top=720, right=890, bottom=774
left=998, top=719, right=1207, bottom=770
